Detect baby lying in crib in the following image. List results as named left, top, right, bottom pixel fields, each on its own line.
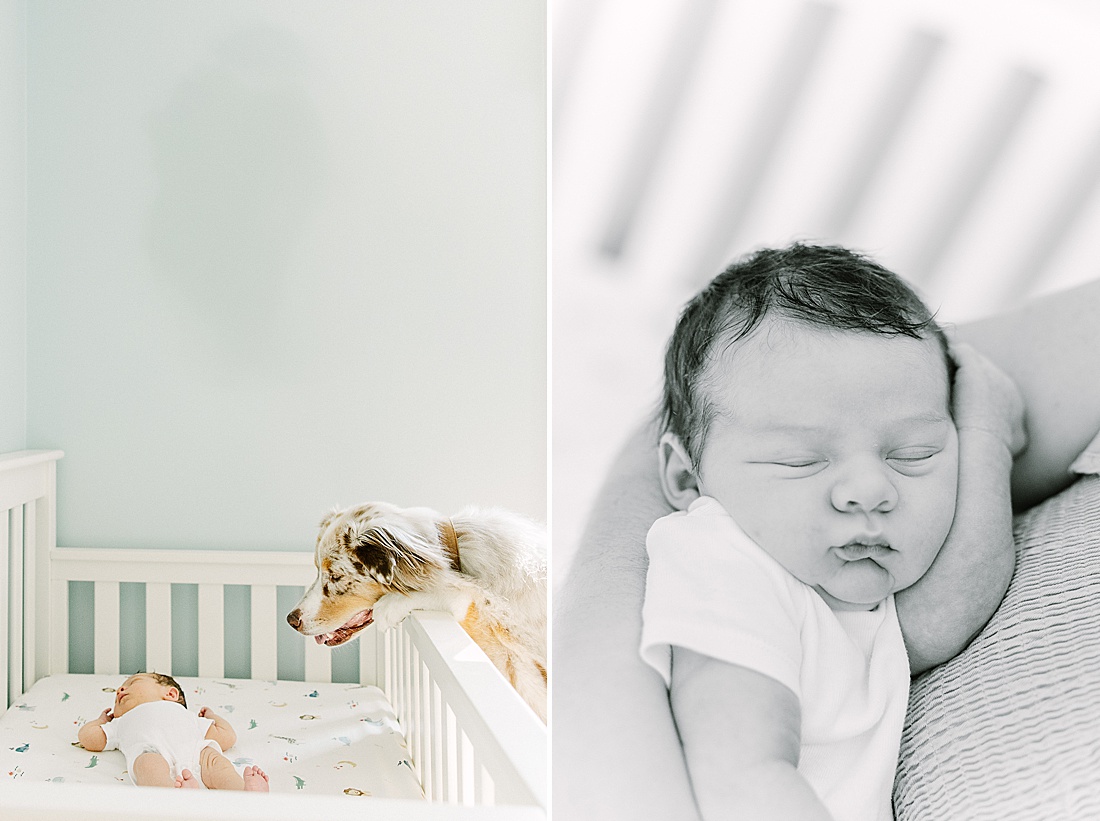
left=77, top=672, right=269, bottom=791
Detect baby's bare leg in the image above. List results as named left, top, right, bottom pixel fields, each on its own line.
left=131, top=751, right=175, bottom=788
left=199, top=745, right=245, bottom=790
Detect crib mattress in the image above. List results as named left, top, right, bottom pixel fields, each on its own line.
left=0, top=674, right=424, bottom=799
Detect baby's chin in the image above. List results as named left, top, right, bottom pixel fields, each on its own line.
left=814, top=564, right=897, bottom=611
left=815, top=586, right=886, bottom=611
left=112, top=699, right=138, bottom=718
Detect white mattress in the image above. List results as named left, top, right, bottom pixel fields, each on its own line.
left=0, top=674, right=424, bottom=799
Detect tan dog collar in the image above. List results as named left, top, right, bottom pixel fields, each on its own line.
left=437, top=519, right=462, bottom=573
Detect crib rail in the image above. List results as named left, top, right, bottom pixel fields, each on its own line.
left=385, top=612, right=546, bottom=809
left=46, top=547, right=363, bottom=685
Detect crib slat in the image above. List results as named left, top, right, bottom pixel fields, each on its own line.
left=383, top=626, right=393, bottom=697
left=22, top=499, right=36, bottom=691
left=50, top=579, right=68, bottom=674
left=444, top=703, right=458, bottom=803
left=473, top=748, right=481, bottom=805
left=146, top=582, right=172, bottom=673
left=250, top=585, right=277, bottom=680
left=358, top=622, right=378, bottom=686
left=1, top=507, right=9, bottom=706
left=197, top=585, right=224, bottom=678
left=411, top=642, right=422, bottom=776
left=480, top=765, right=495, bottom=806
left=423, top=661, right=434, bottom=799
left=690, top=1, right=839, bottom=283
left=94, top=581, right=120, bottom=675
left=430, top=678, right=443, bottom=801
left=420, top=661, right=432, bottom=799
left=473, top=751, right=485, bottom=805
left=598, top=0, right=721, bottom=258
left=398, top=628, right=410, bottom=727
left=303, top=634, right=331, bottom=683
left=9, top=506, right=23, bottom=706
left=459, top=729, right=474, bottom=806
left=32, top=462, right=56, bottom=686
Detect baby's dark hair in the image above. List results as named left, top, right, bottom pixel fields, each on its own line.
left=660, top=242, right=953, bottom=464
left=146, top=672, right=187, bottom=708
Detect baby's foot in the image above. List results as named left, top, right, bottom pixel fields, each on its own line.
left=243, top=765, right=269, bottom=792
left=176, top=769, right=201, bottom=789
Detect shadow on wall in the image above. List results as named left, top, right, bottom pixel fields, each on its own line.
left=144, top=24, right=327, bottom=373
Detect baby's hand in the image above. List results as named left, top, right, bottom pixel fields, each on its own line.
left=97, top=708, right=113, bottom=724
left=198, top=707, right=213, bottom=718
left=950, top=343, right=1027, bottom=456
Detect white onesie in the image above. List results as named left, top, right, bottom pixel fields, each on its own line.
left=640, top=496, right=911, bottom=821
left=101, top=700, right=220, bottom=786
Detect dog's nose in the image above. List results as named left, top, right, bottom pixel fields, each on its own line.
left=287, top=609, right=302, bottom=630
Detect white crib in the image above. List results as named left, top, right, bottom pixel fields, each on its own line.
left=0, top=450, right=546, bottom=820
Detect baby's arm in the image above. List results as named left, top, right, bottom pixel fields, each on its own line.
left=671, top=648, right=832, bottom=821
left=200, top=707, right=237, bottom=751
left=895, top=343, right=1025, bottom=673
left=77, top=708, right=112, bottom=752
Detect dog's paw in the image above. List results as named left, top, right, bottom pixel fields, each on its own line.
left=371, top=595, right=414, bottom=633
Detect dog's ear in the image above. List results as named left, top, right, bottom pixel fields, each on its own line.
left=351, top=525, right=436, bottom=592
left=351, top=528, right=399, bottom=584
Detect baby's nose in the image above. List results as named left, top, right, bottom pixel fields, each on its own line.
left=830, top=463, right=898, bottom=513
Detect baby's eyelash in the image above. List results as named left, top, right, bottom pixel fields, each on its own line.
left=889, top=449, right=939, bottom=462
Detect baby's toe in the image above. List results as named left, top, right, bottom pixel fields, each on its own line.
left=178, top=769, right=201, bottom=789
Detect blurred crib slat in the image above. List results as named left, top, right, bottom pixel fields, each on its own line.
left=9, top=503, right=23, bottom=705
left=197, top=583, right=224, bottom=678
left=249, top=585, right=278, bottom=681
left=145, top=582, right=172, bottom=674
left=93, top=581, right=119, bottom=675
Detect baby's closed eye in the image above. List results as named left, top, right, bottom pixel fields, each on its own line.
left=749, top=457, right=829, bottom=477
left=887, top=447, right=945, bottom=473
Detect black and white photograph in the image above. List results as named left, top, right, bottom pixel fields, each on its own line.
left=554, top=1, right=1100, bottom=820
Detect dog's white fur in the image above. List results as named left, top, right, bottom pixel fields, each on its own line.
left=288, top=502, right=547, bottom=721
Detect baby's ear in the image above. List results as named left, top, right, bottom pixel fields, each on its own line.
left=658, top=432, right=701, bottom=510
left=163, top=687, right=181, bottom=703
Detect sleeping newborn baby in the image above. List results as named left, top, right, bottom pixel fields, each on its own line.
left=77, top=672, right=269, bottom=791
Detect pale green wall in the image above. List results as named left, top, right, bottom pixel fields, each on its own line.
left=0, top=0, right=26, bottom=453
left=26, top=1, right=546, bottom=554
left=18, top=1, right=546, bottom=677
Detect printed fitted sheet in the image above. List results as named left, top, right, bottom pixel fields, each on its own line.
left=0, top=674, right=423, bottom=799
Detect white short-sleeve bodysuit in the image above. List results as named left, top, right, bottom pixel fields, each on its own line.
left=640, top=496, right=911, bottom=821
left=101, top=700, right=220, bottom=786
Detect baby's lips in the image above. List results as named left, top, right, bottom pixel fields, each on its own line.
left=834, top=542, right=893, bottom=561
